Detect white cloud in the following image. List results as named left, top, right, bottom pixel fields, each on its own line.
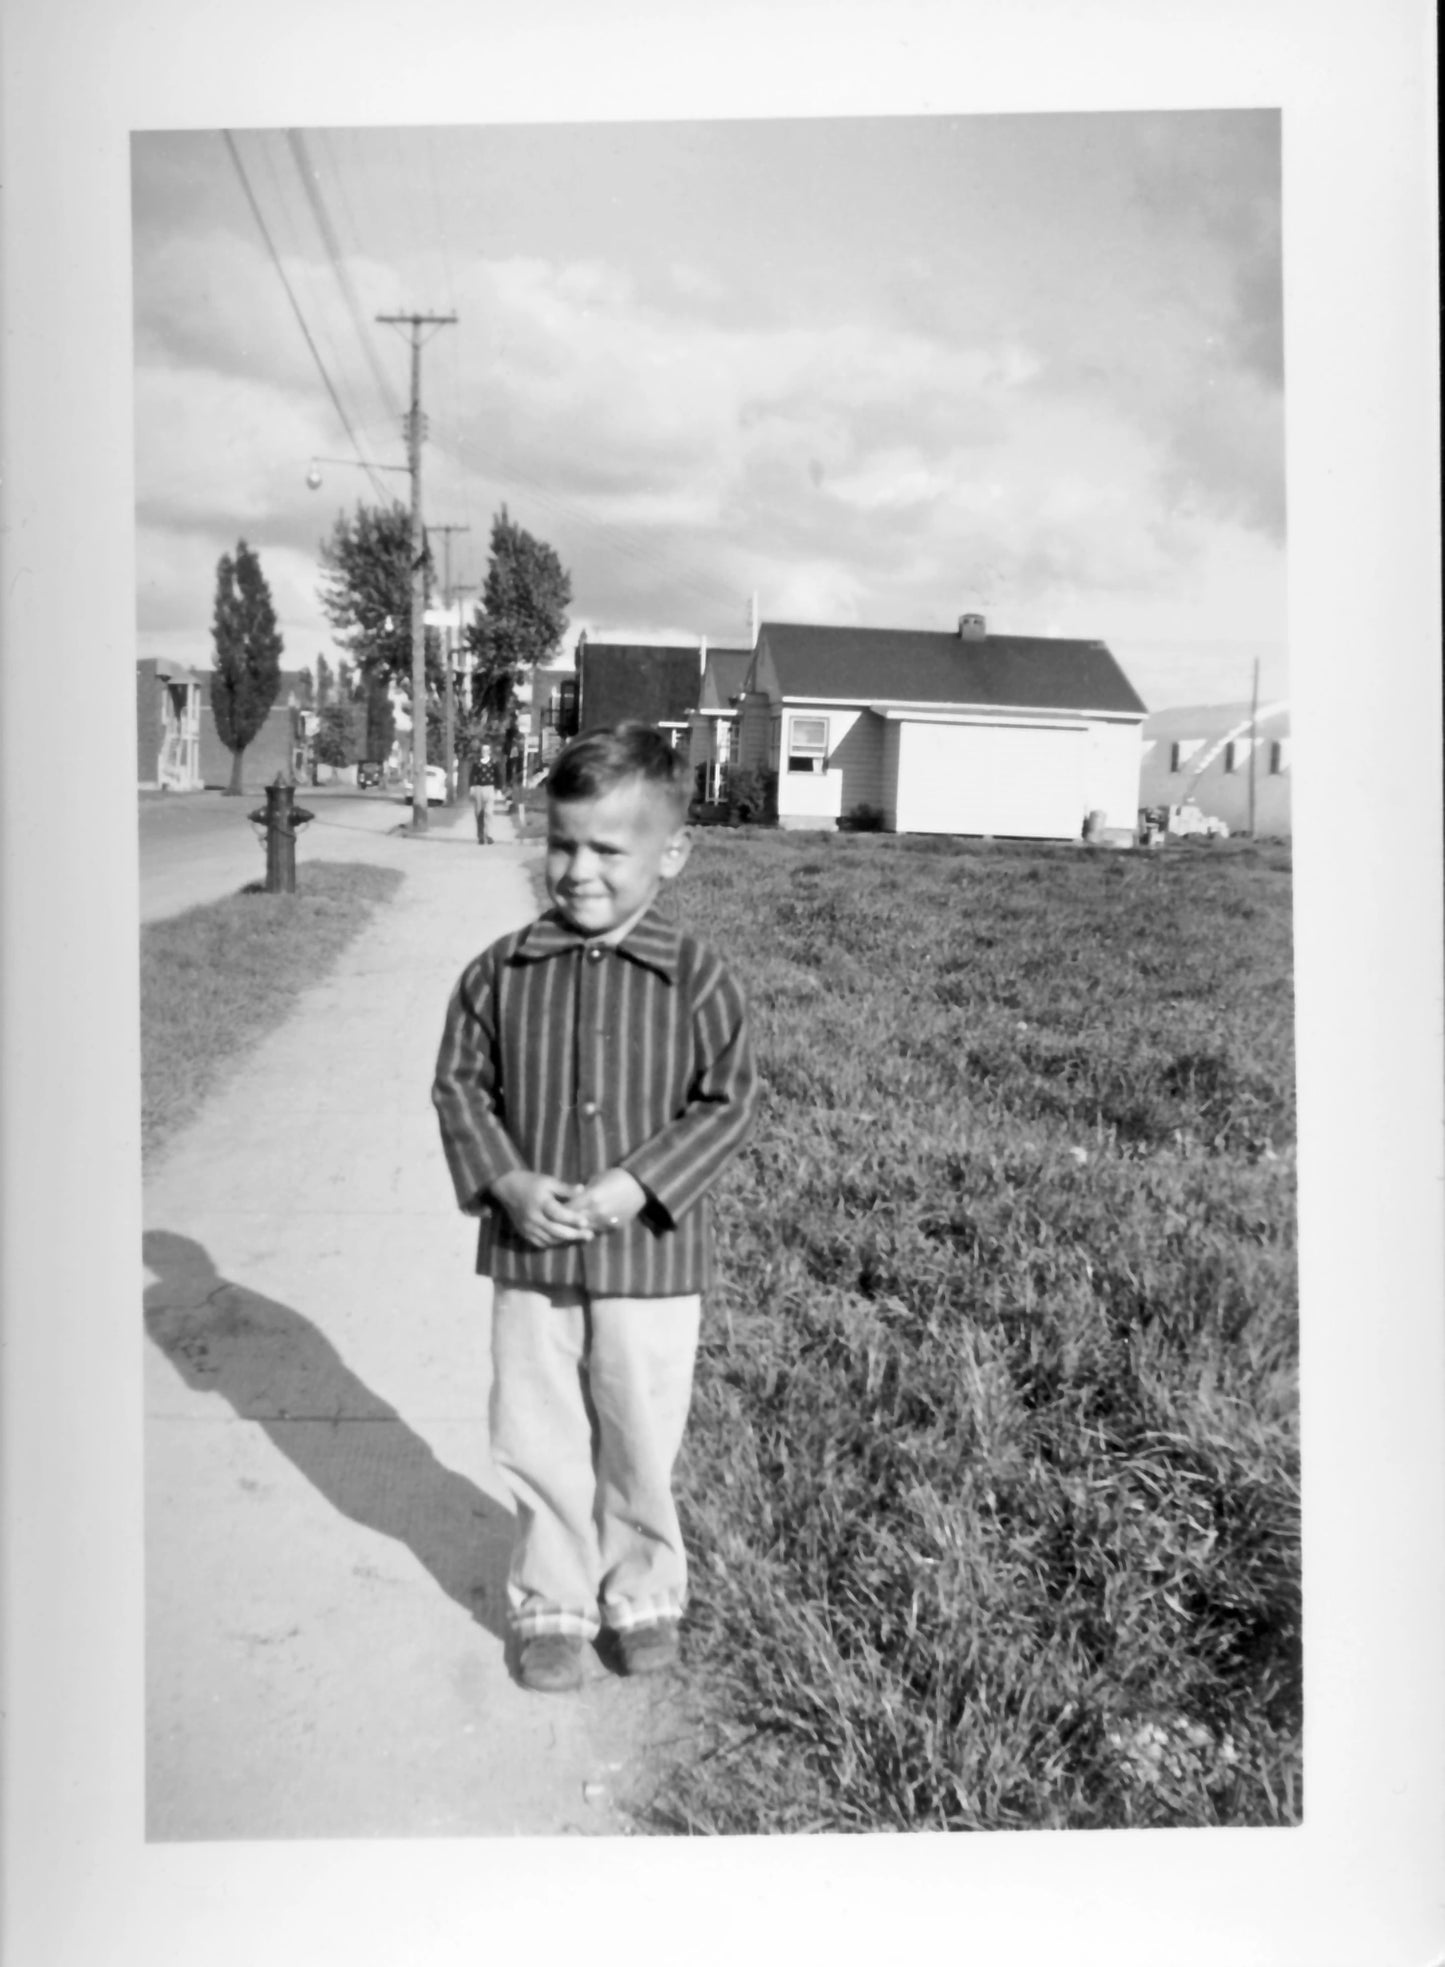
left=826, top=450, right=958, bottom=512
left=131, top=141, right=1284, bottom=692
left=669, top=261, right=727, bottom=303
left=761, top=559, right=870, bottom=624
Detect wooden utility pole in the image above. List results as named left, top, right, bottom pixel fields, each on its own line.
left=376, top=310, right=456, bottom=831
left=431, top=523, right=470, bottom=802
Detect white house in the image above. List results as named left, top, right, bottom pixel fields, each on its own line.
left=136, top=658, right=204, bottom=790
left=1139, top=702, right=1291, bottom=838
left=732, top=614, right=1148, bottom=838
left=687, top=647, right=752, bottom=802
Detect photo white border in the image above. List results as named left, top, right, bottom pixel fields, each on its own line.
left=2, top=1, right=1441, bottom=1961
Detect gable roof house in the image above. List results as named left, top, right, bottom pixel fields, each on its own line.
left=576, top=635, right=705, bottom=748
left=734, top=614, right=1148, bottom=838
left=686, top=647, right=752, bottom=801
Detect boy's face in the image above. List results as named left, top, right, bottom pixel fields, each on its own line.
left=545, top=776, right=690, bottom=939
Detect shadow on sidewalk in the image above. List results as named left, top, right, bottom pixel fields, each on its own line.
left=143, top=1229, right=513, bottom=1642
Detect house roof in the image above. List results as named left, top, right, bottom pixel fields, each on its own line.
left=578, top=643, right=704, bottom=729
left=697, top=648, right=752, bottom=712
left=1143, top=701, right=1289, bottom=740
left=747, top=622, right=1148, bottom=718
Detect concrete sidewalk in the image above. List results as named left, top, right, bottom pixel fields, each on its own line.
left=143, top=799, right=668, bottom=1839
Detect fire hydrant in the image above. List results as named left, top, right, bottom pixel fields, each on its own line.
left=249, top=776, right=315, bottom=894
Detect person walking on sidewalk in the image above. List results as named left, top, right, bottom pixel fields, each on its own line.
left=469, top=745, right=499, bottom=844
left=433, top=724, right=758, bottom=1694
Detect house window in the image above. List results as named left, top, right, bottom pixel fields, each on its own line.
left=787, top=715, right=829, bottom=773
left=542, top=679, right=578, bottom=738
left=1270, top=739, right=1290, bottom=775
left=1169, top=739, right=1203, bottom=773
left=1223, top=741, right=1238, bottom=774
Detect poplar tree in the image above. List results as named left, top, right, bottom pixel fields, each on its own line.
left=211, top=539, right=284, bottom=795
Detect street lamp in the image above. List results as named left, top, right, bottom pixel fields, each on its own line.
left=305, top=455, right=411, bottom=489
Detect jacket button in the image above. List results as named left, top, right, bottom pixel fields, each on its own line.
left=587, top=945, right=603, bottom=962
left=580, top=1099, right=599, bottom=1118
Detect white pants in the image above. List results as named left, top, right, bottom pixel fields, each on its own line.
left=489, top=1284, right=702, bottom=1639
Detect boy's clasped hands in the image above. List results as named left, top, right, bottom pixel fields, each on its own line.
left=489, top=1167, right=648, bottom=1248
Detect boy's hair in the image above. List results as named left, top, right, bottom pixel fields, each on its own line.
left=546, top=722, right=691, bottom=824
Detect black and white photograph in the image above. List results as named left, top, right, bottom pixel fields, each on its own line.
left=134, top=111, right=1298, bottom=1841
left=2, top=0, right=1441, bottom=1960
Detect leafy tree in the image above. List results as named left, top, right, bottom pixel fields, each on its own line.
left=211, top=539, right=284, bottom=795
left=464, top=506, right=571, bottom=741
left=318, top=502, right=414, bottom=679
left=314, top=704, right=354, bottom=769
left=316, top=653, right=334, bottom=708
left=288, top=665, right=315, bottom=711
left=318, top=502, right=440, bottom=682
left=319, top=501, right=442, bottom=771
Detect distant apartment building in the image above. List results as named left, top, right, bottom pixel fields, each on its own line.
left=575, top=633, right=705, bottom=747
left=136, top=659, right=205, bottom=790
left=137, top=661, right=313, bottom=790
left=518, top=663, right=580, bottom=779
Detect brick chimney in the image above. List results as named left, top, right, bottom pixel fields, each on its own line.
left=958, top=612, right=987, bottom=641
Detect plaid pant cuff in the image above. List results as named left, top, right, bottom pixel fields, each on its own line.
left=600, top=1593, right=687, bottom=1634
left=512, top=1608, right=601, bottom=1641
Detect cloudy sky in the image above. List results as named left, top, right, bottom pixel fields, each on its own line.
left=132, top=112, right=1285, bottom=709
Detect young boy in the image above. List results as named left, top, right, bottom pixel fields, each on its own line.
left=433, top=724, right=758, bottom=1693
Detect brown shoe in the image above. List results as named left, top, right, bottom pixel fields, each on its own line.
left=617, top=1620, right=680, bottom=1676
left=519, top=1633, right=584, bottom=1693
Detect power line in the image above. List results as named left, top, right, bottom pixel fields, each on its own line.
left=251, top=133, right=377, bottom=462
left=285, top=129, right=402, bottom=427
left=222, top=130, right=391, bottom=503
left=423, top=131, right=478, bottom=579
left=277, top=133, right=742, bottom=630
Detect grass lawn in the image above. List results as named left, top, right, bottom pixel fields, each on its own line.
left=652, top=828, right=1298, bottom=1833
left=141, top=862, right=404, bottom=1162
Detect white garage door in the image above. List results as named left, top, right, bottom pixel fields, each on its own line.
left=894, top=719, right=1087, bottom=839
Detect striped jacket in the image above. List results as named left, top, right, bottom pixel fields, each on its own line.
left=433, top=905, right=758, bottom=1294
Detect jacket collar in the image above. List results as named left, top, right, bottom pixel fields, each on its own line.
left=512, top=905, right=681, bottom=983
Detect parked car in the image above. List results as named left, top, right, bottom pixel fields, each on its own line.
left=402, top=764, right=448, bottom=804
left=357, top=761, right=384, bottom=789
